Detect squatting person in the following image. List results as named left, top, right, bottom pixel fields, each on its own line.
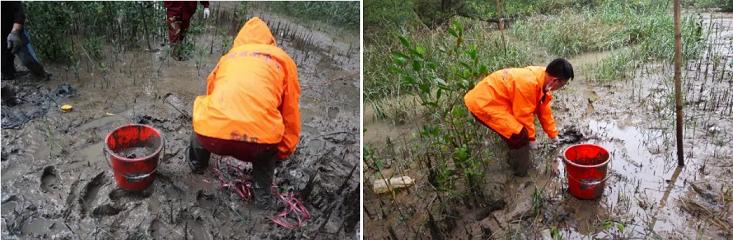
left=188, top=17, right=300, bottom=209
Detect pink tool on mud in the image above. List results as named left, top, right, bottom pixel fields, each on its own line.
left=212, top=156, right=253, bottom=200
left=211, top=156, right=311, bottom=229
left=271, top=187, right=312, bottom=229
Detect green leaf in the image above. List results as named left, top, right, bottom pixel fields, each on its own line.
left=418, top=82, right=430, bottom=94
left=450, top=20, right=463, bottom=36
left=448, top=27, right=457, bottom=38
left=428, top=62, right=437, bottom=70
left=392, top=54, right=407, bottom=65
left=398, top=35, right=411, bottom=48
left=415, top=45, right=426, bottom=57
left=392, top=52, right=408, bottom=64
left=412, top=61, right=422, bottom=71
left=403, top=75, right=416, bottom=85
left=479, top=65, right=488, bottom=75
left=387, top=65, right=400, bottom=74
left=466, top=47, right=477, bottom=60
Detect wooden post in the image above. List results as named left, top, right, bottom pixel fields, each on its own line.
left=496, top=0, right=507, bottom=56
left=673, top=0, right=684, bottom=166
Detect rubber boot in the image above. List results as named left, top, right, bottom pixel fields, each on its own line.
left=187, top=133, right=210, bottom=174
left=508, top=144, right=531, bottom=177
left=252, top=154, right=277, bottom=210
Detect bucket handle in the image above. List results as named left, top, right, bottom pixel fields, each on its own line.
left=561, top=150, right=614, bottom=188
left=565, top=171, right=612, bottom=188
left=103, top=140, right=165, bottom=182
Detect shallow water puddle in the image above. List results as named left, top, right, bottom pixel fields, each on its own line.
left=554, top=119, right=694, bottom=237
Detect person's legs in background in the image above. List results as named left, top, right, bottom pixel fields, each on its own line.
left=15, top=30, right=48, bottom=80
left=166, top=10, right=183, bottom=59
left=2, top=28, right=16, bottom=80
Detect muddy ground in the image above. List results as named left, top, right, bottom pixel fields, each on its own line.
left=1, top=5, right=360, bottom=240
left=364, top=12, right=732, bottom=239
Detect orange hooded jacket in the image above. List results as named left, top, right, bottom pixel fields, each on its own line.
left=193, top=17, right=300, bottom=160
left=464, top=66, right=558, bottom=141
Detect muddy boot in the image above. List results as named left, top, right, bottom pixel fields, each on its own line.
left=252, top=154, right=277, bottom=210
left=508, top=145, right=531, bottom=177
left=187, top=133, right=210, bottom=174
left=169, top=42, right=182, bottom=61
left=1, top=85, right=18, bottom=106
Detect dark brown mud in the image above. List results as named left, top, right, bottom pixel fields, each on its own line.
left=1, top=5, right=359, bottom=240
left=364, top=11, right=732, bottom=240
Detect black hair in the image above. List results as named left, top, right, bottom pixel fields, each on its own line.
left=546, top=58, right=574, bottom=81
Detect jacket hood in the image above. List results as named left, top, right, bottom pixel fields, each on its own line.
left=232, top=17, right=277, bottom=48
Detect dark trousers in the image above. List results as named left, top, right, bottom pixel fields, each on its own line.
left=1, top=30, right=46, bottom=78
left=471, top=113, right=531, bottom=176
left=189, top=133, right=278, bottom=188
left=166, top=8, right=195, bottom=44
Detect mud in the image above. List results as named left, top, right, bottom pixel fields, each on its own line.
left=364, top=11, right=733, bottom=240
left=118, top=147, right=156, bottom=159
left=2, top=5, right=359, bottom=240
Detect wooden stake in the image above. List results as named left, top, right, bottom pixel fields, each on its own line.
left=496, top=0, right=507, bottom=56
left=673, top=0, right=684, bottom=166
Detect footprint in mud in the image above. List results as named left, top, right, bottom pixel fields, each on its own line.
left=196, top=190, right=217, bottom=209
left=40, top=166, right=61, bottom=193
left=79, top=172, right=106, bottom=216
left=109, top=187, right=153, bottom=202
left=149, top=219, right=166, bottom=239
left=184, top=217, right=211, bottom=240
left=92, top=203, right=124, bottom=218
left=1, top=195, right=19, bottom=215
left=328, top=106, right=339, bottom=119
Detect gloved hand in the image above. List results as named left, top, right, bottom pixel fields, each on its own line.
left=529, top=140, right=538, bottom=150
left=6, top=31, right=24, bottom=53
left=203, top=8, right=210, bottom=19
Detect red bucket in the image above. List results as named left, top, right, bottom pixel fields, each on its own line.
left=104, top=124, right=164, bottom=190
left=563, top=144, right=610, bottom=200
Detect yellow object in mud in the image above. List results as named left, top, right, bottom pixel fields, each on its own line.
left=61, top=104, right=73, bottom=112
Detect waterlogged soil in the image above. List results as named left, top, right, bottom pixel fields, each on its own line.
left=118, top=147, right=156, bottom=159
left=1, top=7, right=359, bottom=240
left=364, top=12, right=732, bottom=240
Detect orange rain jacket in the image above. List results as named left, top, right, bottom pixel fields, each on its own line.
left=464, top=66, right=559, bottom=141
left=193, top=17, right=300, bottom=160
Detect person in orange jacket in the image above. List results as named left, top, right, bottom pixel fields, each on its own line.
left=464, top=58, right=573, bottom=176
left=188, top=17, right=300, bottom=209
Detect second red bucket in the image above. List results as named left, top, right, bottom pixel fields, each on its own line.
left=563, top=144, right=610, bottom=200
left=104, top=124, right=164, bottom=190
